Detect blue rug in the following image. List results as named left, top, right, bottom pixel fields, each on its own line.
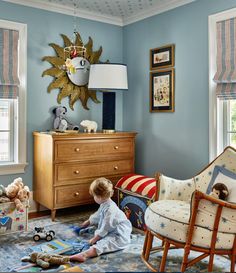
left=0, top=210, right=231, bottom=272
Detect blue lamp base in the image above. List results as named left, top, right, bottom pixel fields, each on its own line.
left=102, top=92, right=116, bottom=132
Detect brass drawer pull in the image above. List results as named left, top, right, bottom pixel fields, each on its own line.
left=74, top=170, right=80, bottom=174
left=75, top=148, right=80, bottom=152
left=74, top=192, right=79, bottom=197
left=114, top=146, right=119, bottom=150
left=114, top=166, right=119, bottom=170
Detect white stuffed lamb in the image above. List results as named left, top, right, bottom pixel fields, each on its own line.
left=80, top=120, right=98, bottom=133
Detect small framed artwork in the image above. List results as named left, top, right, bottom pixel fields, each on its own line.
left=150, top=68, right=175, bottom=112
left=150, top=44, right=175, bottom=70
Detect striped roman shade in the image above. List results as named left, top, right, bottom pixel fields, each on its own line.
left=213, top=18, right=236, bottom=99
left=0, top=28, right=20, bottom=99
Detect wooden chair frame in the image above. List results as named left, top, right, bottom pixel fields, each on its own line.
left=142, top=146, right=236, bottom=272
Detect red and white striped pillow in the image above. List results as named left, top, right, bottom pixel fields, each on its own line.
left=116, top=174, right=156, bottom=199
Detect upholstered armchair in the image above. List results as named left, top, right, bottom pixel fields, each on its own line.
left=142, top=146, right=236, bottom=272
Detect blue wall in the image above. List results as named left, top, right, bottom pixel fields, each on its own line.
left=123, top=0, right=236, bottom=179
left=0, top=1, right=123, bottom=187
left=1, top=0, right=236, bottom=188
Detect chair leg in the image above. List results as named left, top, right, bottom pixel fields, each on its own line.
left=181, top=245, right=190, bottom=272
left=159, top=240, right=170, bottom=272
left=208, top=254, right=214, bottom=272
left=231, top=255, right=235, bottom=272
left=142, top=231, right=149, bottom=257
left=144, top=231, right=154, bottom=261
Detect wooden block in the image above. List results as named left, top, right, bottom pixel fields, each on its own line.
left=61, top=266, right=83, bottom=272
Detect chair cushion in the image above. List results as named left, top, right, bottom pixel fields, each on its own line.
left=115, top=174, right=156, bottom=199
left=158, top=175, right=195, bottom=202
left=145, top=200, right=235, bottom=249
left=206, top=166, right=236, bottom=203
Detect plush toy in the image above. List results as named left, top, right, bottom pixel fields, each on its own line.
left=0, top=185, right=10, bottom=203
left=209, top=183, right=229, bottom=201
left=80, top=120, right=98, bottom=133
left=52, top=106, right=79, bottom=131
left=21, top=252, right=70, bottom=269
left=5, top=177, right=30, bottom=210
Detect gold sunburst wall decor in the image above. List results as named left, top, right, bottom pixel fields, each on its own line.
left=42, top=32, right=103, bottom=110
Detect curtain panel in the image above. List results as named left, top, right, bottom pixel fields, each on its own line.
left=0, top=28, right=20, bottom=99
left=213, top=18, right=236, bottom=100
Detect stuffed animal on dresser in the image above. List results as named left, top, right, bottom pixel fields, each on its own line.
left=52, top=106, right=79, bottom=131
left=209, top=183, right=229, bottom=201
left=80, top=120, right=98, bottom=133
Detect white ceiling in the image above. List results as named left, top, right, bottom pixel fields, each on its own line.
left=3, top=0, right=196, bottom=26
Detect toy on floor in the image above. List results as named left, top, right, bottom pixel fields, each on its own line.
left=21, top=252, right=70, bottom=269
left=33, top=227, right=55, bottom=242
left=209, top=183, right=229, bottom=201
left=70, top=225, right=94, bottom=236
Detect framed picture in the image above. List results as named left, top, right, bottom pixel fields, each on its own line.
left=150, top=68, right=175, bottom=112
left=150, top=44, right=175, bottom=70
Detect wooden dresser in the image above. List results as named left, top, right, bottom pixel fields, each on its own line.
left=33, top=131, right=137, bottom=220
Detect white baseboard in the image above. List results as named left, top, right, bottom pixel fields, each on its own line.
left=28, top=191, right=47, bottom=213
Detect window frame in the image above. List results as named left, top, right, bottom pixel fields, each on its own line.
left=0, top=99, right=14, bottom=162
left=0, top=19, right=27, bottom=175
left=209, top=8, right=236, bottom=161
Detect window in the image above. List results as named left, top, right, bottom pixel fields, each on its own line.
left=209, top=8, right=236, bottom=161
left=225, top=100, right=236, bottom=148
left=0, top=100, right=14, bottom=162
left=0, top=20, right=27, bottom=175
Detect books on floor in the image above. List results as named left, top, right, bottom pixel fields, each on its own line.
left=30, top=239, right=73, bottom=255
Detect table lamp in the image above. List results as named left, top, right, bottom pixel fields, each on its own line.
left=88, top=63, right=128, bottom=133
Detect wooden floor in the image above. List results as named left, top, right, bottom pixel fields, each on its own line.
left=28, top=204, right=98, bottom=220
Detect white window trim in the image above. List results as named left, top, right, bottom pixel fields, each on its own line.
left=0, top=19, right=28, bottom=175
left=209, top=8, right=236, bottom=162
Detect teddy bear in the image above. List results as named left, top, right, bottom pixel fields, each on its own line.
left=5, top=177, right=30, bottom=210
left=209, top=183, right=229, bottom=201
left=52, top=106, right=79, bottom=131
left=80, top=120, right=98, bottom=133
left=0, top=185, right=10, bottom=203
left=21, top=252, right=70, bottom=269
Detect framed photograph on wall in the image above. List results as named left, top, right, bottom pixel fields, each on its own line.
left=150, top=44, right=175, bottom=70
left=150, top=68, right=175, bottom=112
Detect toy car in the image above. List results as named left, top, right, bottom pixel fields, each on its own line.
left=33, top=227, right=55, bottom=242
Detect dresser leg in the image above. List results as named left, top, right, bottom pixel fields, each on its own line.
left=51, top=209, right=56, bottom=221
left=36, top=202, right=40, bottom=212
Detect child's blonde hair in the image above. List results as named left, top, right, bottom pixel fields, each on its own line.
left=89, top=177, right=114, bottom=199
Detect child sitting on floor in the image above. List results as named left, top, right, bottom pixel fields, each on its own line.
left=70, top=177, right=132, bottom=262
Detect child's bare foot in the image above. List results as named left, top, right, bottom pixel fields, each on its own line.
left=70, top=247, right=97, bottom=263
left=70, top=253, right=87, bottom=262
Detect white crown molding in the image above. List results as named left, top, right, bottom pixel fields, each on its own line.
left=2, top=0, right=196, bottom=26
left=1, top=0, right=123, bottom=26
left=123, top=0, right=196, bottom=26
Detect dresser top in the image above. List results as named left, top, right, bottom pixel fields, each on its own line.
left=33, top=131, right=137, bottom=140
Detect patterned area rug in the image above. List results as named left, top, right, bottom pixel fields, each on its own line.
left=0, top=209, right=231, bottom=272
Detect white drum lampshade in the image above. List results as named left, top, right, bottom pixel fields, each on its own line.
left=88, top=64, right=128, bottom=90
left=88, top=63, right=128, bottom=132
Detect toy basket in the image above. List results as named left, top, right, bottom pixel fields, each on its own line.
left=116, top=174, right=157, bottom=231
left=0, top=201, right=28, bottom=235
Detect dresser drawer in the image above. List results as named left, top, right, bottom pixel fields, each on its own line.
left=55, top=159, right=133, bottom=184
left=54, top=139, right=134, bottom=162
left=54, top=184, right=93, bottom=207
